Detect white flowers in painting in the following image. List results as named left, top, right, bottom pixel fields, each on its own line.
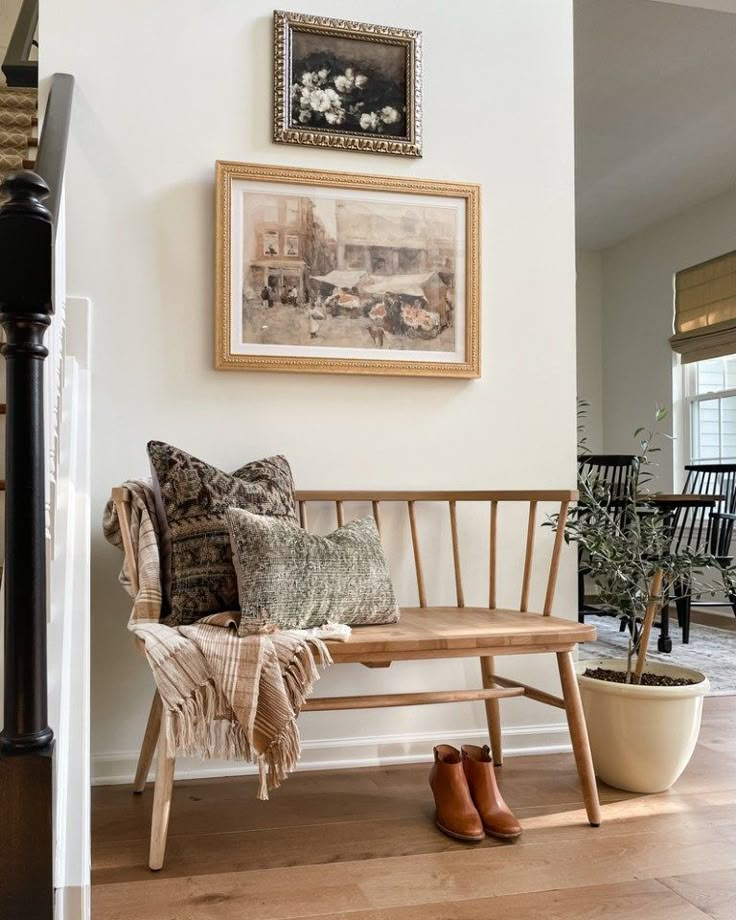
left=291, top=63, right=403, bottom=133
left=359, top=106, right=400, bottom=132
left=333, top=67, right=368, bottom=93
left=333, top=71, right=351, bottom=93
left=379, top=106, right=400, bottom=125
left=359, top=111, right=380, bottom=131
left=295, top=74, right=346, bottom=126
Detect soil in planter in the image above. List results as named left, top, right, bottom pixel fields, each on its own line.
left=584, top=667, right=696, bottom=687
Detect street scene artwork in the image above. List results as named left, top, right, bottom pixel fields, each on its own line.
left=242, top=191, right=458, bottom=353
left=216, top=163, right=480, bottom=377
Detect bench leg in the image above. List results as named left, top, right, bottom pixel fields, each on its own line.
left=149, top=712, right=176, bottom=871
left=480, top=657, right=503, bottom=766
left=557, top=650, right=601, bottom=827
left=133, top=690, right=162, bottom=794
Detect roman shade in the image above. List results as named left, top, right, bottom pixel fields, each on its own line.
left=670, top=249, right=736, bottom=363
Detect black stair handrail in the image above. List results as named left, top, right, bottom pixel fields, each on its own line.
left=34, top=74, right=74, bottom=225
left=1, top=0, right=38, bottom=88
left=0, top=72, right=74, bottom=920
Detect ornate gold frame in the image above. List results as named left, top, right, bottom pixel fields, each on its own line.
left=273, top=10, right=423, bottom=158
left=215, top=161, right=481, bottom=378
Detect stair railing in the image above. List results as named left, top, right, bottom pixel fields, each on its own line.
left=1, top=0, right=38, bottom=88
left=0, top=72, right=74, bottom=920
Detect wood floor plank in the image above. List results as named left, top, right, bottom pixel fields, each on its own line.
left=93, top=695, right=736, bottom=842
left=295, top=880, right=710, bottom=920
left=92, top=791, right=736, bottom=884
left=91, top=820, right=736, bottom=920
left=92, top=751, right=632, bottom=843
left=661, top=869, right=736, bottom=920
left=691, top=608, right=736, bottom=632
left=92, top=698, right=736, bottom=920
left=93, top=770, right=409, bottom=840
left=91, top=737, right=731, bottom=847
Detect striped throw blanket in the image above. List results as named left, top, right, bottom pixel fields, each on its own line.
left=103, top=480, right=348, bottom=799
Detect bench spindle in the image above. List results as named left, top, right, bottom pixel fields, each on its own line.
left=480, top=656, right=503, bottom=765
left=336, top=500, right=344, bottom=527
left=489, top=500, right=498, bottom=610
left=449, top=500, right=465, bottom=608
left=520, top=500, right=538, bottom=612
left=543, top=500, right=569, bottom=616
left=372, top=500, right=382, bottom=537
left=407, top=500, right=427, bottom=607
left=299, top=501, right=308, bottom=530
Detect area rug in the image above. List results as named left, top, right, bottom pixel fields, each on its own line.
left=580, top=615, right=736, bottom=695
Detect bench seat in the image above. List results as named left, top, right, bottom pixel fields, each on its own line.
left=328, top=607, right=596, bottom=663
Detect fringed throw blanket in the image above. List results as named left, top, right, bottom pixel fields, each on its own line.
left=103, top=480, right=348, bottom=799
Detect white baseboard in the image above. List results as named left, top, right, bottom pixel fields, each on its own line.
left=92, top=722, right=572, bottom=786
left=55, top=885, right=89, bottom=920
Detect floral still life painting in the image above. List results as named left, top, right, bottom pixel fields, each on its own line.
left=215, top=162, right=480, bottom=378
left=273, top=11, right=422, bottom=157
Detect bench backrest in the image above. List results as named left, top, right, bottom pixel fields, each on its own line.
left=112, top=487, right=575, bottom=617
left=295, top=490, right=575, bottom=615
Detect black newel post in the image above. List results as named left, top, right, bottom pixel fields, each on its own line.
left=0, top=170, right=54, bottom=920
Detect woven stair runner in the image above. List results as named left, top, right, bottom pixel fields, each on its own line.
left=0, top=88, right=37, bottom=185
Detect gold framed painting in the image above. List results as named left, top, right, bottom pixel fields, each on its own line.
left=273, top=10, right=423, bottom=158
left=215, top=161, right=481, bottom=378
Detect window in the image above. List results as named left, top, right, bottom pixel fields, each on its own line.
left=687, top=355, right=736, bottom=462
left=285, top=198, right=300, bottom=225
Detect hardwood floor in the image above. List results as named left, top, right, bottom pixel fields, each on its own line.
left=691, top=607, right=736, bottom=631
left=93, top=697, right=736, bottom=919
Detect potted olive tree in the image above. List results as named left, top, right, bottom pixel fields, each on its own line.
left=559, top=409, right=712, bottom=793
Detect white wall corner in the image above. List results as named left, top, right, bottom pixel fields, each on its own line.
left=48, top=296, right=92, bottom=915
left=576, top=248, right=605, bottom=451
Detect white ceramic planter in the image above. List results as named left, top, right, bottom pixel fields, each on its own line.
left=576, top=657, right=709, bottom=794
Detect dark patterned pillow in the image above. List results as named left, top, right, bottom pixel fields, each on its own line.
left=226, top=507, right=400, bottom=633
left=147, top=441, right=298, bottom=625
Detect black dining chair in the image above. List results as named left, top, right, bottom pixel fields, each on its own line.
left=669, top=463, right=736, bottom=643
left=577, top=454, right=640, bottom=622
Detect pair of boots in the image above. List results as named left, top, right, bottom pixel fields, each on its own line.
left=429, top=744, right=521, bottom=842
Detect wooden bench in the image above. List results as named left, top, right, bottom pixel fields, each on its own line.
left=112, top=487, right=599, bottom=871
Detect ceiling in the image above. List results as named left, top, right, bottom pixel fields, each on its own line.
left=575, top=0, right=736, bottom=249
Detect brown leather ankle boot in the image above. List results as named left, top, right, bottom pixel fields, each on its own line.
left=429, top=745, right=484, bottom=842
left=461, top=744, right=522, bottom=839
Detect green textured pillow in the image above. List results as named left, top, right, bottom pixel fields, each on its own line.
left=147, top=441, right=298, bottom=625
left=226, top=507, right=400, bottom=633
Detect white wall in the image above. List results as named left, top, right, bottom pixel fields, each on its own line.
left=40, top=0, right=578, bottom=782
left=600, top=187, right=736, bottom=489
left=576, top=249, right=604, bottom=451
